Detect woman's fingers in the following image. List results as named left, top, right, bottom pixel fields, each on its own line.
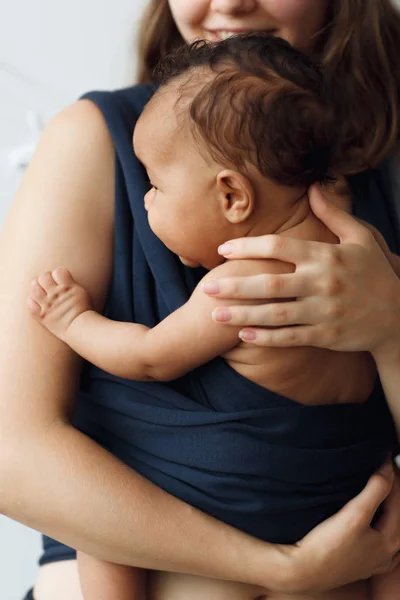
left=343, top=463, right=394, bottom=529
left=203, top=272, right=312, bottom=300
left=308, top=185, right=374, bottom=244
left=374, top=466, right=400, bottom=549
left=217, top=188, right=373, bottom=262
left=289, top=463, right=398, bottom=593
left=218, top=234, right=319, bottom=262
left=211, top=299, right=325, bottom=328
left=238, top=325, right=322, bottom=347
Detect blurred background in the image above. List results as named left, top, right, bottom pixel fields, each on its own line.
left=0, top=1, right=147, bottom=597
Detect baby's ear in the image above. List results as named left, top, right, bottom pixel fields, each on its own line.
left=216, top=170, right=255, bottom=224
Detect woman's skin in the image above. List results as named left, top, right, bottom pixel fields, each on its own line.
left=206, top=188, right=400, bottom=357
left=0, top=1, right=399, bottom=599
left=206, top=189, right=400, bottom=430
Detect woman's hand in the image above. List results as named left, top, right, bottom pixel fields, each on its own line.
left=203, top=187, right=400, bottom=357
left=278, top=463, right=400, bottom=595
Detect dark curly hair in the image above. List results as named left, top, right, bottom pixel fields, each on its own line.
left=137, top=0, right=400, bottom=173
left=153, top=34, right=338, bottom=188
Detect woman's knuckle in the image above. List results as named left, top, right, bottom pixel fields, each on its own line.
left=262, top=274, right=273, bottom=296
left=284, top=329, right=300, bottom=345
left=269, top=275, right=282, bottom=296
left=264, top=274, right=282, bottom=296
left=233, top=307, right=249, bottom=325
left=273, top=305, right=288, bottom=324
left=325, top=301, right=344, bottom=320
left=267, top=235, right=284, bottom=254
left=321, top=274, right=342, bottom=296
left=230, top=279, right=240, bottom=296
left=325, top=245, right=342, bottom=267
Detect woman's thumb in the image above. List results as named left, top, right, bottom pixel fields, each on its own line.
left=308, top=185, right=365, bottom=243
left=343, top=463, right=394, bottom=525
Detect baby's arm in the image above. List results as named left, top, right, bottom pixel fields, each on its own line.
left=27, top=263, right=257, bottom=381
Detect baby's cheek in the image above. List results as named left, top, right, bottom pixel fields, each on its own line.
left=147, top=208, right=160, bottom=236
left=147, top=209, right=174, bottom=248
left=144, top=192, right=152, bottom=211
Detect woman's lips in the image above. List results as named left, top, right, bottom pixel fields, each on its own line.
left=206, top=29, right=277, bottom=41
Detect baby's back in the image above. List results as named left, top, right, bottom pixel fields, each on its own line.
left=225, top=337, right=376, bottom=406
left=222, top=209, right=377, bottom=407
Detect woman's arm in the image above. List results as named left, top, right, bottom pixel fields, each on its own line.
left=369, top=227, right=400, bottom=437
left=0, top=100, right=281, bottom=588
left=0, top=106, right=399, bottom=596
left=373, top=347, right=400, bottom=438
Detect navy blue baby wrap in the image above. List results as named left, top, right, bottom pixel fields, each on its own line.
left=40, top=85, right=398, bottom=565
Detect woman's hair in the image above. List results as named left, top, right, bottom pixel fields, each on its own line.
left=137, top=0, right=400, bottom=172
left=153, top=35, right=338, bottom=188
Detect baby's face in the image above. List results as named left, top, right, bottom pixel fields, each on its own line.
left=133, top=90, right=231, bottom=270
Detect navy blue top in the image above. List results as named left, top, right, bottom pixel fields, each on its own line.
left=40, top=85, right=399, bottom=566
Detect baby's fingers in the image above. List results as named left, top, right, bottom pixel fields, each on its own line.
left=52, top=266, right=76, bottom=285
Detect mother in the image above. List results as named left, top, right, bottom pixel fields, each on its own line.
left=1, top=1, right=400, bottom=599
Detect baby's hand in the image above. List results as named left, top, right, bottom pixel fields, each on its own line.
left=27, top=267, right=93, bottom=342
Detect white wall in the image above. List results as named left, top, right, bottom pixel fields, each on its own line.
left=0, top=0, right=148, bottom=222
left=0, top=2, right=147, bottom=597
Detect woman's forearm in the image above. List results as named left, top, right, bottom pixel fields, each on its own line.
left=0, top=421, right=286, bottom=592
left=374, top=344, right=400, bottom=439
left=372, top=257, right=400, bottom=437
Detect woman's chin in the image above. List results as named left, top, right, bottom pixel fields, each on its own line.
left=179, top=256, right=201, bottom=268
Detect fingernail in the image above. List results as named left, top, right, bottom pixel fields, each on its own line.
left=378, top=463, right=393, bottom=478
left=239, top=329, right=257, bottom=341
left=202, top=280, right=220, bottom=295
left=218, top=243, right=233, bottom=256
left=212, top=308, right=232, bottom=323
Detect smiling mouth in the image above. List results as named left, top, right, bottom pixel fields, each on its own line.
left=208, top=29, right=277, bottom=41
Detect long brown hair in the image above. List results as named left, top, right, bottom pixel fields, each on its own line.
left=136, top=0, right=400, bottom=172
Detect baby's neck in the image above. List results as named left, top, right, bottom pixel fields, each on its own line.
left=247, top=190, right=339, bottom=245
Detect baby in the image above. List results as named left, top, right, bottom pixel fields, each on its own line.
left=27, top=35, right=397, bottom=600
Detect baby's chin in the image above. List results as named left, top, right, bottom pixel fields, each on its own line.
left=179, top=256, right=201, bottom=268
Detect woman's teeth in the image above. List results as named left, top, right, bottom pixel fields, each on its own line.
left=214, top=30, right=277, bottom=41
left=217, top=31, right=237, bottom=40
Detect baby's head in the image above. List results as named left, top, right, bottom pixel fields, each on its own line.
left=133, top=33, right=338, bottom=270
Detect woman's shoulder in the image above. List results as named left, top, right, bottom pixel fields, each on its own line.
left=80, top=84, right=156, bottom=125
left=76, top=84, right=156, bottom=155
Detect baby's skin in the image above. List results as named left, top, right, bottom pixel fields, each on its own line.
left=26, top=87, right=377, bottom=410
left=27, top=197, right=385, bottom=600
left=26, top=57, right=396, bottom=600
left=27, top=203, right=377, bottom=408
